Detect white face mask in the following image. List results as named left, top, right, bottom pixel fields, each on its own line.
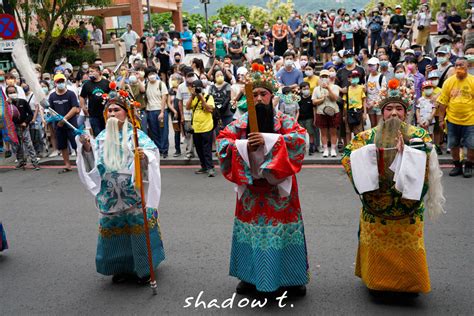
left=300, top=60, right=308, bottom=67
left=148, top=74, right=157, bottom=82
left=431, top=79, right=439, bottom=86
left=285, top=59, right=293, bottom=67
left=304, top=70, right=313, bottom=77
left=8, top=93, right=18, bottom=100
left=424, top=88, right=433, bottom=96
left=302, top=89, right=310, bottom=96
left=201, top=79, right=209, bottom=86
left=129, top=75, right=138, bottom=83
left=60, top=58, right=67, bottom=63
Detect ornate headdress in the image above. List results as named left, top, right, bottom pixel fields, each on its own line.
left=101, top=81, right=141, bottom=121
left=245, top=63, right=279, bottom=93
left=376, top=78, right=414, bottom=110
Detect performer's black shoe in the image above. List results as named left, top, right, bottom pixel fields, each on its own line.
left=449, top=161, right=463, bottom=176
left=236, top=281, right=256, bottom=295
left=112, top=273, right=128, bottom=284
left=463, top=161, right=472, bottom=178
left=136, top=275, right=151, bottom=285
left=282, top=285, right=307, bottom=297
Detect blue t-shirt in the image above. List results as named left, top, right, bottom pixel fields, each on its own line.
left=276, top=67, right=304, bottom=87
left=180, top=30, right=193, bottom=51
left=287, top=18, right=302, bottom=34
left=48, top=90, right=79, bottom=127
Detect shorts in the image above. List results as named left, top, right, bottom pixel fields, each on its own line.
left=368, top=107, right=381, bottom=115
left=315, top=113, right=341, bottom=129
left=298, top=118, right=317, bottom=137
left=56, top=126, right=77, bottom=150
left=320, top=44, right=333, bottom=54
left=447, top=121, right=474, bottom=149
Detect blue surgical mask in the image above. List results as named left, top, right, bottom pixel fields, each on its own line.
left=42, top=87, right=49, bottom=94
left=57, top=83, right=66, bottom=90
left=437, top=57, right=447, bottom=64
left=380, top=61, right=389, bottom=68
left=395, top=73, right=405, bottom=80
left=345, top=57, right=354, bottom=65
left=351, top=78, right=359, bottom=85
left=414, top=51, right=422, bottom=58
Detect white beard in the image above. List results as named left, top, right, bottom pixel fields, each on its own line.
left=103, top=117, right=130, bottom=172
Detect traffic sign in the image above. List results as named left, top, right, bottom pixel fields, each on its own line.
left=0, top=14, right=18, bottom=40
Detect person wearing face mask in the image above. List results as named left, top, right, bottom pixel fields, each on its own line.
left=24, top=83, right=44, bottom=157
left=76, top=62, right=90, bottom=82
left=2, top=73, right=26, bottom=101
left=139, top=67, right=169, bottom=158
left=318, top=21, right=334, bottom=63
left=272, top=16, right=289, bottom=57
left=415, top=4, right=431, bottom=48
left=390, top=5, right=407, bottom=32
left=405, top=60, right=425, bottom=118
left=300, top=23, right=314, bottom=57
left=447, top=7, right=462, bottom=37
left=7, top=85, right=39, bottom=170
left=128, top=45, right=143, bottom=66
left=465, top=44, right=474, bottom=76
left=169, top=38, right=184, bottom=65
left=153, top=41, right=171, bottom=83
left=343, top=70, right=367, bottom=145
left=80, top=64, right=111, bottom=136
left=259, top=38, right=274, bottom=64
left=229, top=34, right=244, bottom=68
left=303, top=62, right=319, bottom=94
left=120, top=69, right=147, bottom=133
left=436, top=3, right=449, bottom=35
left=287, top=10, right=302, bottom=50
left=167, top=74, right=183, bottom=157
left=47, top=74, right=79, bottom=173
left=336, top=49, right=366, bottom=90
left=297, top=82, right=318, bottom=155
left=365, top=57, right=387, bottom=128
left=120, top=23, right=140, bottom=56
left=210, top=70, right=232, bottom=133
left=424, top=71, right=444, bottom=154
left=393, top=31, right=411, bottom=62
left=177, top=68, right=198, bottom=159
left=192, top=24, right=207, bottom=54
left=341, top=14, right=354, bottom=50
left=409, top=45, right=431, bottom=77
left=451, top=38, right=465, bottom=59
left=437, top=58, right=474, bottom=178
left=367, top=9, right=383, bottom=55
left=313, top=69, right=341, bottom=157
left=168, top=23, right=180, bottom=42
left=180, top=23, right=193, bottom=54
left=276, top=51, right=304, bottom=90
left=213, top=30, right=227, bottom=60
left=434, top=47, right=455, bottom=89
left=416, top=81, right=437, bottom=137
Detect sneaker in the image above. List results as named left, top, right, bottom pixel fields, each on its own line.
left=194, top=168, right=207, bottom=174
left=449, top=161, right=463, bottom=177
left=173, top=152, right=181, bottom=157
left=207, top=168, right=216, bottom=177
left=33, top=164, right=40, bottom=171
left=330, top=148, right=337, bottom=157
left=15, top=162, right=25, bottom=169
left=48, top=151, right=59, bottom=158
left=463, top=161, right=472, bottom=178
left=435, top=145, right=442, bottom=155
left=282, top=285, right=307, bottom=297
left=322, top=148, right=329, bottom=158
left=162, top=153, right=168, bottom=159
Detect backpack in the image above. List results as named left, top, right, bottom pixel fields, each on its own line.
left=369, top=21, right=382, bottom=32
left=365, top=73, right=385, bottom=90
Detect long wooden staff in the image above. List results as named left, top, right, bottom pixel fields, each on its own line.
left=127, top=106, right=158, bottom=295
left=244, top=82, right=259, bottom=133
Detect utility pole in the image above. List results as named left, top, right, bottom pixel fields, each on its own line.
left=146, top=0, right=152, bottom=31
left=200, top=0, right=210, bottom=34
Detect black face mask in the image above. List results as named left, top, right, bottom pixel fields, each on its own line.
left=247, top=102, right=275, bottom=134
left=175, top=59, right=181, bottom=63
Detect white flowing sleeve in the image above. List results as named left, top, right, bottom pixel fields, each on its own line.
left=131, top=148, right=161, bottom=210
left=75, top=136, right=101, bottom=196
left=350, top=144, right=379, bottom=194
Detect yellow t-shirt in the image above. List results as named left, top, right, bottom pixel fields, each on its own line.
left=344, top=85, right=366, bottom=110
left=191, top=93, right=215, bottom=133
left=437, top=74, right=474, bottom=126
left=304, top=75, right=319, bottom=94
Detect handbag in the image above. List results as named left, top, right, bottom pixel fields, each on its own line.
left=417, top=25, right=425, bottom=30
left=322, top=106, right=336, bottom=116
left=346, top=87, right=362, bottom=126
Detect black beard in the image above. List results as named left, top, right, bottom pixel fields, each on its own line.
left=247, top=103, right=275, bottom=134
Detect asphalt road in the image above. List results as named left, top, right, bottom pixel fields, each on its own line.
left=0, top=167, right=472, bottom=315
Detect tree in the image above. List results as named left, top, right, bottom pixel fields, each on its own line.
left=10, top=0, right=111, bottom=70
left=216, top=4, right=251, bottom=25
left=249, top=6, right=271, bottom=30
left=267, top=0, right=294, bottom=22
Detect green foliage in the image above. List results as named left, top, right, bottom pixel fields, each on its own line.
left=366, top=0, right=468, bottom=17
left=249, top=6, right=272, bottom=29
left=151, top=12, right=172, bottom=30
left=182, top=12, right=207, bottom=31
left=216, top=4, right=251, bottom=25
left=267, top=0, right=294, bottom=21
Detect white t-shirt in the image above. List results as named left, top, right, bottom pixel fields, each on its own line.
left=312, top=84, right=340, bottom=115
left=394, top=38, right=410, bottom=61
left=145, top=80, right=168, bottom=111
left=366, top=73, right=387, bottom=107
left=416, top=97, right=435, bottom=124
left=120, top=30, right=140, bottom=51
left=176, top=82, right=192, bottom=121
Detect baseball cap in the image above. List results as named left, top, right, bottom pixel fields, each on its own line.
left=348, top=70, right=359, bottom=77
left=320, top=69, right=330, bottom=76
left=368, top=57, right=380, bottom=65
left=343, top=49, right=355, bottom=57
left=405, top=49, right=415, bottom=55
left=196, top=24, right=203, bottom=29
left=237, top=67, right=248, bottom=76
left=395, top=5, right=402, bottom=9
left=428, top=70, right=440, bottom=79
left=436, top=47, right=450, bottom=55
left=422, top=81, right=434, bottom=89
left=192, top=79, right=203, bottom=89
left=53, top=73, right=66, bottom=82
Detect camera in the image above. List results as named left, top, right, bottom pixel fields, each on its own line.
left=195, top=87, right=203, bottom=94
